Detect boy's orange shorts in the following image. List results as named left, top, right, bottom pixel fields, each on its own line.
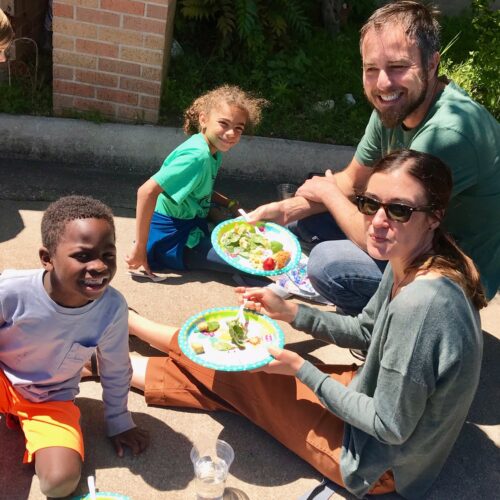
left=0, top=369, right=84, bottom=463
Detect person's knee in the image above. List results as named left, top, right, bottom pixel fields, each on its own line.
left=307, top=242, right=343, bottom=294
left=38, top=467, right=81, bottom=498
left=307, top=241, right=382, bottom=314
left=36, top=449, right=82, bottom=498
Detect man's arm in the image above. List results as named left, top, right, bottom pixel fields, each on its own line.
left=248, top=158, right=372, bottom=249
left=247, top=196, right=325, bottom=226
left=299, top=158, right=372, bottom=248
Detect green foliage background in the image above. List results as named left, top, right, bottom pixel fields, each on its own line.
left=162, top=0, right=499, bottom=144
left=162, top=0, right=377, bottom=144
left=440, top=0, right=499, bottom=117
left=0, top=0, right=497, bottom=145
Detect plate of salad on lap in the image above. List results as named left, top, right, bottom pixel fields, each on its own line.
left=178, top=307, right=285, bottom=371
left=211, top=218, right=301, bottom=276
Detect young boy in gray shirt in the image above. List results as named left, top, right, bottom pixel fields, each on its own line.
left=0, top=195, right=148, bottom=498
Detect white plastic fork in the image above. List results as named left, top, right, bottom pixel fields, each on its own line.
left=236, top=301, right=246, bottom=324
left=87, top=476, right=97, bottom=500
left=237, top=208, right=251, bottom=222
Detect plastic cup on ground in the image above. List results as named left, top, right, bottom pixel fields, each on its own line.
left=276, top=183, right=298, bottom=200
left=190, top=439, right=235, bottom=500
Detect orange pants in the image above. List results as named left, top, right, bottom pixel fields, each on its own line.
left=0, top=369, right=84, bottom=463
left=145, top=332, right=395, bottom=494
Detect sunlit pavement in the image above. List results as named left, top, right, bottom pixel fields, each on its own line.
left=0, top=158, right=498, bottom=500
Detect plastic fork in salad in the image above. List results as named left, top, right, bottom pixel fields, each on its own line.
left=87, top=475, right=97, bottom=500
left=237, top=208, right=251, bottom=222
left=236, top=301, right=247, bottom=324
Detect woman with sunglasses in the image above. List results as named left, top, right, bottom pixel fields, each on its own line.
left=124, top=149, right=486, bottom=498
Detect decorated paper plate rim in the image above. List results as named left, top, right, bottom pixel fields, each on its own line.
left=178, top=306, right=285, bottom=371
left=211, top=218, right=301, bottom=276
left=71, top=493, right=130, bottom=499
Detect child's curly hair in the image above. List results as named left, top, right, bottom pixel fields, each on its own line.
left=0, top=9, right=14, bottom=48
left=41, top=195, right=115, bottom=254
left=183, top=84, right=268, bottom=135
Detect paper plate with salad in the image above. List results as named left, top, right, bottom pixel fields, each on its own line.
left=178, top=307, right=285, bottom=371
left=211, top=219, right=301, bottom=276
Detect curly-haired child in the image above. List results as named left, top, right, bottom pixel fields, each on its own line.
left=126, top=84, right=267, bottom=276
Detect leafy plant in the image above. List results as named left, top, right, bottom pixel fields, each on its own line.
left=0, top=52, right=52, bottom=116
left=176, top=0, right=313, bottom=57
left=440, top=0, right=499, bottom=118
left=162, top=25, right=371, bottom=144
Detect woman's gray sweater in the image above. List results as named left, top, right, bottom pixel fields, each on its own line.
left=293, top=265, right=482, bottom=499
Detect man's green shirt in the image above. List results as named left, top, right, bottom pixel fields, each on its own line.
left=355, top=81, right=500, bottom=299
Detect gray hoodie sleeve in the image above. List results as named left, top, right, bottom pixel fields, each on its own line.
left=290, top=266, right=390, bottom=349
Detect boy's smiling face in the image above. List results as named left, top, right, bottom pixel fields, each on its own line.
left=40, top=218, right=117, bottom=308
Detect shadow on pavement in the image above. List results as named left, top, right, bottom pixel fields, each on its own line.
left=73, top=397, right=195, bottom=497
left=0, top=158, right=278, bottom=215
left=468, top=330, right=500, bottom=426
left=0, top=201, right=25, bottom=244
left=0, top=417, right=35, bottom=499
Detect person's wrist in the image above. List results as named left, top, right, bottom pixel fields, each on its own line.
left=281, top=302, right=298, bottom=324
left=292, top=355, right=305, bottom=375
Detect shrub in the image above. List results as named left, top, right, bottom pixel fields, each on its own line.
left=440, top=0, right=499, bottom=119
left=176, top=0, right=313, bottom=57
left=161, top=24, right=372, bottom=145
left=0, top=52, right=52, bottom=116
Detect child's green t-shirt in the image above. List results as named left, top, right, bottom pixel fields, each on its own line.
left=152, top=133, right=222, bottom=248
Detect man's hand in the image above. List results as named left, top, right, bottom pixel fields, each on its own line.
left=296, top=169, right=338, bottom=204
left=111, top=426, right=149, bottom=458
left=247, top=197, right=326, bottom=226
left=247, top=201, right=286, bottom=225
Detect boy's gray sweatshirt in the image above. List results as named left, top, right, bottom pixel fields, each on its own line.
left=293, top=265, right=482, bottom=499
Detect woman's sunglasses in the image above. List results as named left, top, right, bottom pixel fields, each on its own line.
left=356, top=195, right=433, bottom=223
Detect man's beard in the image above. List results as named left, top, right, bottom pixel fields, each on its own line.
left=367, top=74, right=429, bottom=128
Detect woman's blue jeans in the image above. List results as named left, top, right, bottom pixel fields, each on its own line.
left=288, top=213, right=387, bottom=315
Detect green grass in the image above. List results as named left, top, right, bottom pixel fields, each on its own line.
left=161, top=26, right=372, bottom=145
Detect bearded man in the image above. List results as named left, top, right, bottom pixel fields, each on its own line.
left=249, top=0, right=500, bottom=315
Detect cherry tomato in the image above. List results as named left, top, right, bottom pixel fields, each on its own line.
left=263, top=257, right=276, bottom=270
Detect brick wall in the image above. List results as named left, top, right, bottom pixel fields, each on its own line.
left=52, top=0, right=176, bottom=124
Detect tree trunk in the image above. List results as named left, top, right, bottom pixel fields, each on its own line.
left=321, top=0, right=342, bottom=36
left=321, top=0, right=351, bottom=37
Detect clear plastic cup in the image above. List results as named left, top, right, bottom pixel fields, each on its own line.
left=190, top=439, right=234, bottom=500
left=276, top=183, right=298, bottom=200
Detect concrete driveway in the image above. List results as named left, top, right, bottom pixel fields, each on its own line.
left=0, top=158, right=498, bottom=500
